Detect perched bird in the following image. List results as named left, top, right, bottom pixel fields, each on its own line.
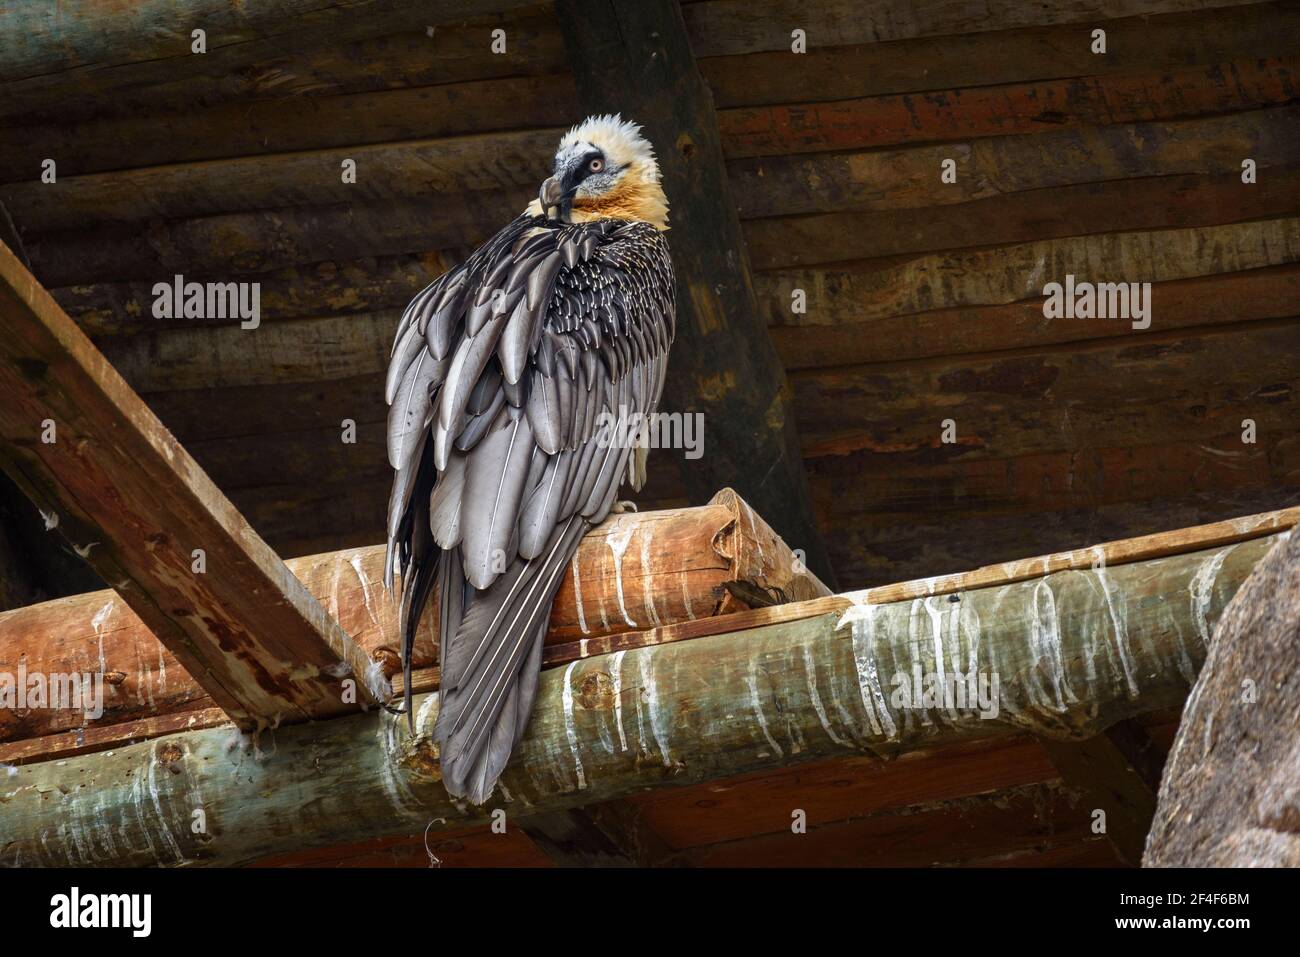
left=384, top=115, right=675, bottom=804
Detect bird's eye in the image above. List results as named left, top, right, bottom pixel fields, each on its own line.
left=589, top=158, right=605, bottom=173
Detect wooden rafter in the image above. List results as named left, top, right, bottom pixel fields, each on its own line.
left=0, top=518, right=1280, bottom=867
left=0, top=239, right=381, bottom=729
left=0, top=1, right=536, bottom=121
left=554, top=0, right=835, bottom=584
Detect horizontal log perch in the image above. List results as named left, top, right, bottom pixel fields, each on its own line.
left=0, top=489, right=827, bottom=747
left=0, top=530, right=1278, bottom=866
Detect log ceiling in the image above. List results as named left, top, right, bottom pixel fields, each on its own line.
left=0, top=0, right=1297, bottom=868
left=2, top=1, right=1293, bottom=593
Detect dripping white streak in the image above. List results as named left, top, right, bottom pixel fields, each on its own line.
left=1091, top=548, right=1138, bottom=698
left=639, top=528, right=662, bottom=627
left=802, top=643, right=848, bottom=747
left=605, top=516, right=637, bottom=627
left=570, top=557, right=590, bottom=635
left=641, top=655, right=671, bottom=766
left=745, top=663, right=783, bottom=758
left=610, top=650, right=629, bottom=752
left=562, top=661, right=587, bottom=789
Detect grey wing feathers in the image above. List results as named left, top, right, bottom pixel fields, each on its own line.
left=385, top=215, right=675, bottom=805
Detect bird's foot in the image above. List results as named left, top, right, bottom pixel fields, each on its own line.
left=611, top=500, right=638, bottom=514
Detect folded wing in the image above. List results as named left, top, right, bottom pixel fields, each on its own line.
left=385, top=215, right=675, bottom=803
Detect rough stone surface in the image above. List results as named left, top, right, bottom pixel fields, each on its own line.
left=1145, top=529, right=1300, bottom=866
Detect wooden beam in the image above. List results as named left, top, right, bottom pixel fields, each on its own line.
left=0, top=1, right=536, bottom=120
left=771, top=264, right=1300, bottom=369
left=10, top=50, right=1293, bottom=186
left=696, top=2, right=1300, bottom=108
left=719, top=56, right=1300, bottom=159
left=554, top=0, right=833, bottom=583
left=729, top=106, right=1300, bottom=220
left=519, top=799, right=677, bottom=867
left=46, top=177, right=1300, bottom=344
left=12, top=55, right=1300, bottom=221
left=672, top=782, right=1105, bottom=867
left=681, top=0, right=1263, bottom=57
left=516, top=809, right=638, bottom=867
left=0, top=238, right=382, bottom=730
left=794, top=319, right=1300, bottom=463
left=0, top=490, right=825, bottom=748
left=1039, top=721, right=1161, bottom=865
left=0, top=528, right=1276, bottom=866
left=4, top=5, right=1292, bottom=181
left=2, top=4, right=565, bottom=126
left=14, top=106, right=1298, bottom=290
left=0, top=73, right=577, bottom=183
left=14, top=100, right=1294, bottom=237
left=2, top=128, right=559, bottom=232
left=750, top=166, right=1300, bottom=272
left=24, top=194, right=518, bottom=288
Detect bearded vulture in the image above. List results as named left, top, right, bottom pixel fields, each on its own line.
left=384, top=115, right=675, bottom=804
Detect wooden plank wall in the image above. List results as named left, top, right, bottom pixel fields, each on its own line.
left=1, top=0, right=1296, bottom=584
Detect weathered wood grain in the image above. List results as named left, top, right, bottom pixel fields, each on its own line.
left=677, top=783, right=1099, bottom=867
left=0, top=531, right=1275, bottom=866
left=10, top=52, right=1292, bottom=183
left=12, top=103, right=1296, bottom=235
left=58, top=251, right=455, bottom=338
left=1040, top=719, right=1163, bottom=865
left=793, top=319, right=1300, bottom=459
left=822, top=489, right=1300, bottom=591
left=0, top=75, right=577, bottom=182
left=698, top=2, right=1300, bottom=107
left=100, top=310, right=402, bottom=393
left=811, top=429, right=1299, bottom=524
left=49, top=170, right=1300, bottom=346
left=3, top=128, right=559, bottom=232
left=628, top=733, right=1060, bottom=850
left=720, top=56, right=1299, bottom=158
left=0, top=239, right=382, bottom=731
left=771, top=265, right=1300, bottom=368
left=1, top=0, right=512, bottom=80
left=0, top=1, right=540, bottom=121
left=144, top=372, right=387, bottom=443
left=25, top=193, right=520, bottom=288
left=59, top=198, right=1284, bottom=347
left=750, top=165, right=1300, bottom=271
left=730, top=106, right=1300, bottom=219
left=761, top=218, right=1300, bottom=328
left=683, top=0, right=1265, bottom=57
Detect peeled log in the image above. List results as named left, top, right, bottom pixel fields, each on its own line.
left=0, top=489, right=826, bottom=747
left=1144, top=527, right=1300, bottom=866
left=0, top=532, right=1276, bottom=867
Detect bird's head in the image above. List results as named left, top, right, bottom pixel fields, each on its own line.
left=530, top=114, right=669, bottom=230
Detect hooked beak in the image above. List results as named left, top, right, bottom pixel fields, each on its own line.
left=539, top=176, right=570, bottom=222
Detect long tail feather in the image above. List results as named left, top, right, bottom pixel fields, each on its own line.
left=435, top=517, right=585, bottom=802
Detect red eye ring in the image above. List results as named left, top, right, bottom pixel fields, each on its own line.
left=589, top=158, right=604, bottom=173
